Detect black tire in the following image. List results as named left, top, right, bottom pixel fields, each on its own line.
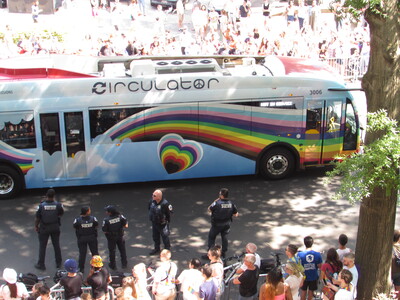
left=259, top=147, right=295, bottom=180
left=0, top=165, right=23, bottom=199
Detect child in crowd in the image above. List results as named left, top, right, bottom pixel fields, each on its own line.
left=337, top=234, right=352, bottom=262
left=199, top=265, right=218, bottom=300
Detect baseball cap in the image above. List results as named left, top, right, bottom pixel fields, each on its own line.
left=64, top=259, right=78, bottom=273
left=90, top=255, right=103, bottom=268
left=3, top=268, right=17, bottom=284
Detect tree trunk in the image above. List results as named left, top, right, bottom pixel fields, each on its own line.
left=356, top=0, right=400, bottom=298
left=355, top=188, right=397, bottom=299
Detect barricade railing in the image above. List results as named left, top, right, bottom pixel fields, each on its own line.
left=323, top=56, right=369, bottom=82
left=49, top=284, right=114, bottom=300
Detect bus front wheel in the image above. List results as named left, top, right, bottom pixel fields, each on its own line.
left=0, top=166, right=23, bottom=199
left=260, top=148, right=295, bottom=180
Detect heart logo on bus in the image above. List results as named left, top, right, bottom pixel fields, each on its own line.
left=158, top=134, right=203, bottom=174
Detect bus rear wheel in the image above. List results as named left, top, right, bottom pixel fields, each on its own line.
left=0, top=166, right=23, bottom=199
left=260, top=148, right=295, bottom=180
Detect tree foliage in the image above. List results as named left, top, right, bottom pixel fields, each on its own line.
left=326, top=110, right=400, bottom=203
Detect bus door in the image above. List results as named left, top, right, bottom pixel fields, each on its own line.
left=304, top=100, right=343, bottom=165
left=40, top=112, right=87, bottom=180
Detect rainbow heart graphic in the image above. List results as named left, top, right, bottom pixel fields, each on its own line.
left=158, top=134, right=203, bottom=174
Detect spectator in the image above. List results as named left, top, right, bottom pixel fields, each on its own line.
left=132, top=263, right=152, bottom=300
left=320, top=248, right=343, bottom=300
left=259, top=267, right=292, bottom=300
left=285, top=244, right=305, bottom=277
left=233, top=253, right=260, bottom=300
left=152, top=249, right=178, bottom=300
left=176, top=0, right=185, bottom=29
left=207, top=247, right=224, bottom=300
left=297, top=236, right=322, bottom=300
left=36, top=285, right=51, bottom=300
left=28, top=283, right=44, bottom=300
left=392, top=230, right=400, bottom=299
left=326, top=269, right=353, bottom=299
left=0, top=268, right=29, bottom=300
left=336, top=234, right=352, bottom=261
left=59, top=259, right=83, bottom=300
left=121, top=276, right=138, bottom=299
left=199, top=265, right=218, bottom=300
left=86, top=255, right=112, bottom=300
left=340, top=252, right=358, bottom=298
left=176, top=258, right=203, bottom=300
left=284, top=262, right=302, bottom=300
left=237, top=243, right=261, bottom=275
left=31, top=1, right=41, bottom=23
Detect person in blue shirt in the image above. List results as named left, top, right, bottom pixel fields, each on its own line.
left=297, top=236, right=322, bottom=300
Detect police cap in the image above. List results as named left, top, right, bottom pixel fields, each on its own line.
left=105, top=205, right=118, bottom=214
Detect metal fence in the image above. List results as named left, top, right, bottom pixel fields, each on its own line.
left=324, top=55, right=369, bottom=82
left=50, top=285, right=115, bottom=300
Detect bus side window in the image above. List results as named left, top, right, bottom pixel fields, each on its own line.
left=343, top=101, right=357, bottom=150
left=306, top=108, right=322, bottom=133
left=40, top=113, right=61, bottom=155
left=89, top=107, right=149, bottom=141
left=0, top=118, right=36, bottom=149
left=326, top=102, right=341, bottom=133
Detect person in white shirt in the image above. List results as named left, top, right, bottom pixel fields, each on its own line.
left=0, top=268, right=29, bottom=300
left=176, top=258, right=203, bottom=300
left=236, top=243, right=261, bottom=275
left=333, top=252, right=357, bottom=299
left=327, top=269, right=354, bottom=300
left=337, top=234, right=352, bottom=262
left=152, top=249, right=178, bottom=300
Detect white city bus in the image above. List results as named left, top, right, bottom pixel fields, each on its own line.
left=0, top=55, right=361, bottom=198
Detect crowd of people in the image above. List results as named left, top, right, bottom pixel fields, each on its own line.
left=0, top=0, right=370, bottom=74
left=1, top=233, right=362, bottom=300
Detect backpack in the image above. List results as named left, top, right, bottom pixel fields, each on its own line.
left=18, top=273, right=38, bottom=290
left=294, top=254, right=305, bottom=276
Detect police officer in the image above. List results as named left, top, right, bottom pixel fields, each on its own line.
left=73, top=206, right=99, bottom=273
left=148, top=189, right=173, bottom=255
left=34, top=188, right=64, bottom=270
left=206, top=188, right=238, bottom=258
left=102, top=205, right=128, bottom=270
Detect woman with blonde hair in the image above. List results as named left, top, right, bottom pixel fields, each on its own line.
left=132, top=263, right=151, bottom=300
left=259, top=267, right=292, bottom=300
left=284, top=263, right=302, bottom=300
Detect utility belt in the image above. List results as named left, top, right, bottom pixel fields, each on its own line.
left=106, top=230, right=123, bottom=237
left=212, top=219, right=231, bottom=226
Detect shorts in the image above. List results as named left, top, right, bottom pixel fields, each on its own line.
left=393, top=273, right=400, bottom=286
left=301, top=279, right=318, bottom=291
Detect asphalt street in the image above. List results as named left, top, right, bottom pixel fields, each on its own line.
left=0, top=170, right=362, bottom=276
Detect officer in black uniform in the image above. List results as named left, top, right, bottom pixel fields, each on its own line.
left=148, top=189, right=173, bottom=255
left=102, top=205, right=128, bottom=270
left=73, top=206, right=99, bottom=273
left=206, top=188, right=238, bottom=258
left=35, top=188, right=64, bottom=270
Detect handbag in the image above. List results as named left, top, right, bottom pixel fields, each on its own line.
left=321, top=285, right=335, bottom=300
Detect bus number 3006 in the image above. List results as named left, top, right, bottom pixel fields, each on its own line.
left=310, top=90, right=323, bottom=95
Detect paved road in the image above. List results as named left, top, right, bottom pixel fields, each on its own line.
left=2, top=168, right=400, bottom=295
left=0, top=170, right=359, bottom=273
